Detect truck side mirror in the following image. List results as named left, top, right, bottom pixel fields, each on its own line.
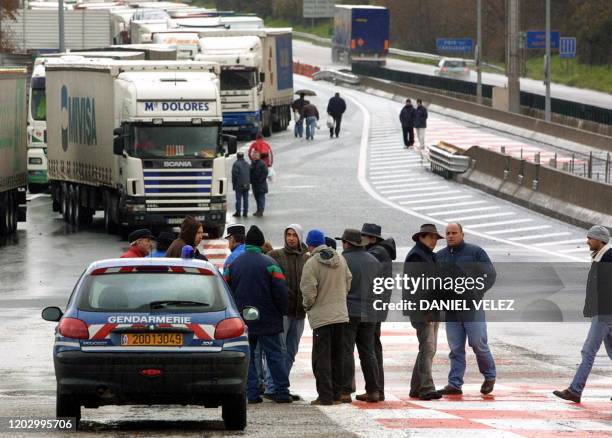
left=259, top=72, right=265, bottom=83
left=222, top=134, right=238, bottom=156
left=113, top=128, right=124, bottom=155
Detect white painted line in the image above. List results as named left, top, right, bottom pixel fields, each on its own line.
left=534, top=238, right=585, bottom=247
left=413, top=200, right=488, bottom=211
left=509, top=232, right=572, bottom=241
left=372, top=178, right=428, bottom=187
left=399, top=195, right=473, bottom=205
left=428, top=206, right=500, bottom=216
left=369, top=167, right=421, bottom=176
left=389, top=190, right=462, bottom=200
left=559, top=247, right=590, bottom=254
left=370, top=163, right=424, bottom=171
left=381, top=184, right=446, bottom=194
left=467, top=218, right=533, bottom=229
left=370, top=174, right=421, bottom=181
left=445, top=211, right=515, bottom=222
left=488, top=225, right=552, bottom=235
left=369, top=156, right=422, bottom=163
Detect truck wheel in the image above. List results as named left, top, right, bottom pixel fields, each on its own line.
left=68, top=185, right=77, bottom=226
left=222, top=393, right=246, bottom=430
left=104, top=196, right=116, bottom=234
left=61, top=184, right=69, bottom=222
left=8, top=192, right=17, bottom=234
left=56, top=390, right=80, bottom=429
left=0, top=193, right=8, bottom=236
left=72, top=186, right=81, bottom=226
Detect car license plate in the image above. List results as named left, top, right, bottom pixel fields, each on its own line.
left=121, top=333, right=183, bottom=346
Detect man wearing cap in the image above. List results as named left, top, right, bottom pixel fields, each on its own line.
left=301, top=229, right=352, bottom=405
left=224, top=225, right=291, bottom=404
left=232, top=151, right=250, bottom=218
left=121, top=229, right=155, bottom=258
left=436, top=223, right=497, bottom=396
left=360, top=223, right=396, bottom=401
left=404, top=224, right=444, bottom=400
left=554, top=225, right=612, bottom=403
left=223, top=224, right=246, bottom=270
left=338, top=228, right=383, bottom=403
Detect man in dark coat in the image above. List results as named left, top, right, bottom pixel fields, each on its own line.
left=399, top=99, right=416, bottom=147
left=326, top=92, right=347, bottom=138
left=249, top=151, right=268, bottom=217
left=554, top=225, right=612, bottom=403
left=360, top=223, right=396, bottom=401
left=291, top=94, right=307, bottom=138
left=414, top=99, right=428, bottom=151
left=404, top=224, right=444, bottom=400
left=232, top=151, right=250, bottom=217
left=338, top=228, right=383, bottom=403
left=224, top=225, right=291, bottom=404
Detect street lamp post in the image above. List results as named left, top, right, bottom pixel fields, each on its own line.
left=59, top=0, right=65, bottom=52
left=476, top=0, right=482, bottom=104
left=544, top=0, right=551, bottom=122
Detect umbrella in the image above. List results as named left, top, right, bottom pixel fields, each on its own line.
left=295, top=89, right=316, bottom=96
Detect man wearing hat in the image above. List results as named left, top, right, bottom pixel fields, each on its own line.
left=150, top=231, right=175, bottom=258
left=338, top=228, right=383, bottom=403
left=224, top=225, right=292, bottom=404
left=223, top=224, right=246, bottom=270
left=301, top=229, right=351, bottom=405
left=404, top=224, right=444, bottom=400
left=232, top=151, right=251, bottom=217
left=360, top=223, right=396, bottom=401
left=121, top=229, right=155, bottom=258
left=554, top=225, right=612, bottom=403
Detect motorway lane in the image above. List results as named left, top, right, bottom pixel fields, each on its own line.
left=293, top=39, right=612, bottom=110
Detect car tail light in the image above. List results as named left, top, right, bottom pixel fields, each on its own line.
left=442, top=67, right=448, bottom=72
left=215, top=317, right=245, bottom=340
left=59, top=318, right=89, bottom=339
left=141, top=369, right=162, bottom=377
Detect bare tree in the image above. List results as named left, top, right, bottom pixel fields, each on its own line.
left=0, top=0, right=19, bottom=52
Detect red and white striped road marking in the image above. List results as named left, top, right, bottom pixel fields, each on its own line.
left=198, top=239, right=230, bottom=270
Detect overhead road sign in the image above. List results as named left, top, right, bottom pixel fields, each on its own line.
left=436, top=38, right=474, bottom=53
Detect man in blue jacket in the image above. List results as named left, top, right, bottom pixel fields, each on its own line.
left=436, top=223, right=497, bottom=396
left=224, top=225, right=291, bottom=404
left=223, top=224, right=246, bottom=271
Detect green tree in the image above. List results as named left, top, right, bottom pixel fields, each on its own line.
left=570, top=0, right=612, bottom=65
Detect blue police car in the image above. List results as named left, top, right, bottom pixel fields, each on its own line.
left=42, top=257, right=255, bottom=430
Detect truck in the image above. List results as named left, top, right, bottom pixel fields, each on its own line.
left=45, top=59, right=236, bottom=238
left=0, top=68, right=28, bottom=237
left=151, top=31, right=201, bottom=59
left=195, top=28, right=293, bottom=138
left=332, top=5, right=389, bottom=66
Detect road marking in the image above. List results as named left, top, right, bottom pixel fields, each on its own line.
left=413, top=200, right=488, bottom=211
left=445, top=212, right=515, bottom=222
left=559, top=247, right=590, bottom=254
left=380, top=184, right=446, bottom=194
left=372, top=178, right=428, bottom=187
left=370, top=163, right=423, bottom=171
left=369, top=156, right=422, bottom=163
left=26, top=193, right=50, bottom=201
left=488, top=225, right=553, bottom=235
left=370, top=174, right=423, bottom=181
left=369, top=167, right=421, bottom=176
left=389, top=190, right=462, bottom=200
left=467, top=219, right=533, bottom=229
left=534, top=238, right=585, bottom=247
left=399, top=195, right=474, bottom=205
left=508, top=232, right=572, bottom=241
left=428, top=206, right=500, bottom=216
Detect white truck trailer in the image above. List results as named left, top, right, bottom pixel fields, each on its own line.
left=196, top=28, right=294, bottom=137
left=45, top=59, right=236, bottom=238
left=0, top=68, right=28, bottom=237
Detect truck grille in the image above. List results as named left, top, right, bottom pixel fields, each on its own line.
left=143, top=169, right=212, bottom=213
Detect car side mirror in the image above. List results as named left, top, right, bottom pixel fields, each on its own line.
left=42, top=306, right=63, bottom=322
left=222, top=134, right=237, bottom=156
left=242, top=306, right=260, bottom=322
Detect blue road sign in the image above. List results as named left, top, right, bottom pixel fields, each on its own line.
left=560, top=37, right=577, bottom=59
left=436, top=38, right=474, bottom=53
left=526, top=31, right=560, bottom=49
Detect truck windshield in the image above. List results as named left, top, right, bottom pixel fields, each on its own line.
left=220, top=68, right=257, bottom=91
left=31, top=77, right=46, bottom=121
left=127, top=125, right=219, bottom=159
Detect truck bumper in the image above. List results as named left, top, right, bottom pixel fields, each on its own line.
left=27, top=170, right=48, bottom=185
left=121, top=211, right=226, bottom=228
left=222, top=111, right=261, bottom=135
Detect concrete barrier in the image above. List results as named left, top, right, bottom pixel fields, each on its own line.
left=458, top=146, right=612, bottom=228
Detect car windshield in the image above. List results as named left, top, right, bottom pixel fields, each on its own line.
left=445, top=60, right=466, bottom=68
left=78, top=272, right=227, bottom=312
left=127, top=125, right=219, bottom=159
left=220, top=68, right=257, bottom=91
left=135, top=10, right=169, bottom=21
left=31, top=78, right=46, bottom=121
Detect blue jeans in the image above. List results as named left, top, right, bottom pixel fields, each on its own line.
left=446, top=314, right=496, bottom=388
left=305, top=116, right=317, bottom=139
left=247, top=333, right=290, bottom=400
left=264, top=317, right=304, bottom=394
left=254, top=192, right=266, bottom=212
left=294, top=118, right=304, bottom=137
left=569, top=318, right=612, bottom=396
left=234, top=189, right=248, bottom=215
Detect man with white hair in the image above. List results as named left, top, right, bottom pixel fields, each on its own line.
left=120, top=229, right=155, bottom=258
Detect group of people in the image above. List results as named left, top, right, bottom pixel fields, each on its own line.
left=399, top=98, right=428, bottom=151
left=291, top=92, right=347, bottom=140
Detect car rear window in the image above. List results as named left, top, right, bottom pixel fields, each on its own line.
left=77, top=272, right=228, bottom=312
left=446, top=61, right=467, bottom=68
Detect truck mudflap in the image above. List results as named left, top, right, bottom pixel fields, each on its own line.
left=17, top=187, right=26, bottom=222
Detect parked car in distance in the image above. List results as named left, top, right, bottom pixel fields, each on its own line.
left=434, top=58, right=470, bottom=77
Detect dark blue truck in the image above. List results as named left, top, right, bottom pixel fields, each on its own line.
left=332, top=5, right=389, bottom=66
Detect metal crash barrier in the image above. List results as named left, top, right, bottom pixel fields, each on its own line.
left=429, top=141, right=471, bottom=179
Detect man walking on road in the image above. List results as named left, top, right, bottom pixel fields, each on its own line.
left=301, top=101, right=320, bottom=140
left=399, top=99, right=416, bottom=148
left=232, top=152, right=250, bottom=217
left=301, top=229, right=351, bottom=406
left=327, top=92, right=347, bottom=138
left=121, top=229, right=155, bottom=258
left=360, top=223, right=396, bottom=401
left=554, top=225, right=612, bottom=403
left=339, top=228, right=383, bottom=403
left=414, top=99, right=428, bottom=153
left=291, top=93, right=307, bottom=138
left=249, top=151, right=268, bottom=217
left=436, top=223, right=497, bottom=396
left=267, top=224, right=309, bottom=400
left=404, top=224, right=444, bottom=400
left=224, top=225, right=292, bottom=404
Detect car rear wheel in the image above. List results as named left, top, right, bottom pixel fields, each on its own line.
left=222, top=393, right=246, bottom=431
left=56, top=391, right=81, bottom=429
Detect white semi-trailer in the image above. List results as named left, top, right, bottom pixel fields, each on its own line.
left=0, top=68, right=28, bottom=237
left=46, top=59, right=236, bottom=238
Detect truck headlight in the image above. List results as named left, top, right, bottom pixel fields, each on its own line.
left=127, top=204, right=146, bottom=213
left=210, top=203, right=226, bottom=211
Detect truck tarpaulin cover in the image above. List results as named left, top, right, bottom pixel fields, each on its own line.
left=275, top=33, right=293, bottom=91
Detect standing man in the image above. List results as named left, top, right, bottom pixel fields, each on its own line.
left=249, top=151, right=268, bottom=217
left=291, top=93, right=307, bottom=138
left=360, top=223, right=396, bottom=401
left=121, top=229, right=155, bottom=258
left=436, top=223, right=497, bottom=396
left=327, top=92, right=347, bottom=138
left=232, top=152, right=250, bottom=218
left=399, top=99, right=416, bottom=148
left=414, top=99, right=428, bottom=153
left=301, top=229, right=351, bottom=406
left=224, top=225, right=292, bottom=404
left=223, top=224, right=246, bottom=270
left=554, top=225, right=612, bottom=403
left=338, top=228, right=382, bottom=403
left=404, top=224, right=444, bottom=400
left=301, top=101, right=320, bottom=141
